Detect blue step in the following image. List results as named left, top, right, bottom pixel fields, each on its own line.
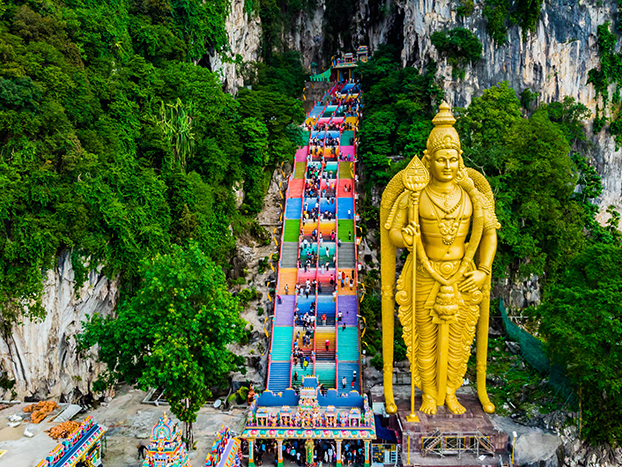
left=337, top=362, right=360, bottom=394
left=286, top=198, right=302, bottom=219
left=337, top=198, right=354, bottom=219
left=268, top=361, right=292, bottom=392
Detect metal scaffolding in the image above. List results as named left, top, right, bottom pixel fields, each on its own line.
left=421, top=430, right=495, bottom=458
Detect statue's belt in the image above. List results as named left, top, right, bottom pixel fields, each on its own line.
left=416, top=259, right=482, bottom=323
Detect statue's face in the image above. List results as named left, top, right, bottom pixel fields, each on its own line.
left=429, top=149, right=460, bottom=182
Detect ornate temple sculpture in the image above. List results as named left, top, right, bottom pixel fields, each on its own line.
left=380, top=102, right=500, bottom=420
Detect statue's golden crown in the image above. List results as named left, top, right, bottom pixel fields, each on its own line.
left=426, top=102, right=461, bottom=154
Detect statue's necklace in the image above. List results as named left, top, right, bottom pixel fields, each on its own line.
left=426, top=187, right=464, bottom=245
left=426, top=184, right=462, bottom=215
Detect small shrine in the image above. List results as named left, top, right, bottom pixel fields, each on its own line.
left=143, top=413, right=190, bottom=467
left=331, top=46, right=370, bottom=81
left=356, top=46, right=369, bottom=62
left=36, top=416, right=106, bottom=467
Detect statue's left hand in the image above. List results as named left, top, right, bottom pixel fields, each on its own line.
left=459, top=270, right=487, bottom=293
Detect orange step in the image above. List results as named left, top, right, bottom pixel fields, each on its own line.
left=336, top=269, right=356, bottom=295
left=278, top=269, right=298, bottom=294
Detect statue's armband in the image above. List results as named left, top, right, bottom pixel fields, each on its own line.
left=482, top=198, right=500, bottom=231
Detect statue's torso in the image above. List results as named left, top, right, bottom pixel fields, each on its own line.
left=419, top=184, right=472, bottom=262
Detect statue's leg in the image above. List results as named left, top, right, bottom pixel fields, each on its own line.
left=446, top=321, right=468, bottom=415
left=382, top=289, right=397, bottom=414
left=415, top=286, right=438, bottom=415
left=446, top=301, right=479, bottom=415
left=476, top=286, right=495, bottom=413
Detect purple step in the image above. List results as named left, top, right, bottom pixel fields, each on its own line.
left=337, top=295, right=358, bottom=325
left=275, top=296, right=295, bottom=325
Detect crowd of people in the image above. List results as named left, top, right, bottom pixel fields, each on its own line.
left=243, top=439, right=368, bottom=467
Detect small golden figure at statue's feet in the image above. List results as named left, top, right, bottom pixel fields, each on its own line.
left=446, top=394, right=466, bottom=414
left=419, top=394, right=437, bottom=415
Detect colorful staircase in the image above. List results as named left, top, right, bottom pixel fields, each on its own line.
left=266, top=84, right=362, bottom=395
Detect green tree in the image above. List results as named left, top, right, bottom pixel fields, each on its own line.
left=538, top=243, right=622, bottom=444
left=356, top=44, right=442, bottom=189
left=79, top=242, right=246, bottom=447
left=155, top=98, right=196, bottom=173
left=430, top=27, right=482, bottom=80
left=455, top=83, right=592, bottom=281
left=0, top=0, right=305, bottom=329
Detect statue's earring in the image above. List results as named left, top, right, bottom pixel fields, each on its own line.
left=455, top=168, right=466, bottom=183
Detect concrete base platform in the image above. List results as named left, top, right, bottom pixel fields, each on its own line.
left=398, top=394, right=508, bottom=457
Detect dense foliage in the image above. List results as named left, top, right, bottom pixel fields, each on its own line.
left=356, top=45, right=443, bottom=188
left=482, top=0, right=543, bottom=44
left=454, top=83, right=609, bottom=281
left=538, top=244, right=622, bottom=445
left=79, top=242, right=246, bottom=446
left=430, top=27, right=482, bottom=80
left=456, top=0, right=475, bottom=18
left=588, top=21, right=622, bottom=148
left=0, top=0, right=305, bottom=328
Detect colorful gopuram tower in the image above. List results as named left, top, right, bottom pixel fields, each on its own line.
left=143, top=413, right=190, bottom=467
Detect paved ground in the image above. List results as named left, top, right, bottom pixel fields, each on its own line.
left=0, top=385, right=247, bottom=467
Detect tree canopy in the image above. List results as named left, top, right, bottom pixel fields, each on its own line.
left=79, top=242, right=246, bottom=446
left=0, top=0, right=305, bottom=327
left=538, top=243, right=622, bottom=445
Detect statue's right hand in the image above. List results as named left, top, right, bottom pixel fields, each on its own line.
left=401, top=224, right=417, bottom=247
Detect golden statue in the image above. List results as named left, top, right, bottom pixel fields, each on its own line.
left=380, top=102, right=500, bottom=420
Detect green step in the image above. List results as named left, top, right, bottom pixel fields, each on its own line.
left=284, top=220, right=301, bottom=242
left=292, top=365, right=313, bottom=386
left=315, top=364, right=336, bottom=388
left=338, top=220, right=355, bottom=242
left=340, top=131, right=355, bottom=146
left=294, top=163, right=306, bottom=179
left=272, top=327, right=294, bottom=360
left=299, top=131, right=311, bottom=146
left=339, top=162, right=353, bottom=179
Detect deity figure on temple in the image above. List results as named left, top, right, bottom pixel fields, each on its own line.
left=380, top=102, right=500, bottom=419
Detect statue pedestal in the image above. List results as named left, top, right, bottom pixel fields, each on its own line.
left=396, top=392, right=508, bottom=460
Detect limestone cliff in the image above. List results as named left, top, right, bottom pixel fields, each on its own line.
left=209, top=0, right=262, bottom=94
left=0, top=251, right=118, bottom=401
left=398, top=0, right=621, bottom=216
left=218, top=0, right=621, bottom=213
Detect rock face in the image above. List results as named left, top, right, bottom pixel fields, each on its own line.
left=397, top=0, right=621, bottom=214
left=217, top=0, right=621, bottom=213
left=210, top=0, right=262, bottom=94
left=0, top=251, right=118, bottom=401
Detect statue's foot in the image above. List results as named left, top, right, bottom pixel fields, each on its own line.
left=446, top=394, right=466, bottom=415
left=479, top=397, right=495, bottom=413
left=386, top=400, right=397, bottom=414
left=482, top=402, right=495, bottom=414
left=420, top=394, right=437, bottom=415
left=384, top=390, right=398, bottom=414
left=478, top=390, right=496, bottom=413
